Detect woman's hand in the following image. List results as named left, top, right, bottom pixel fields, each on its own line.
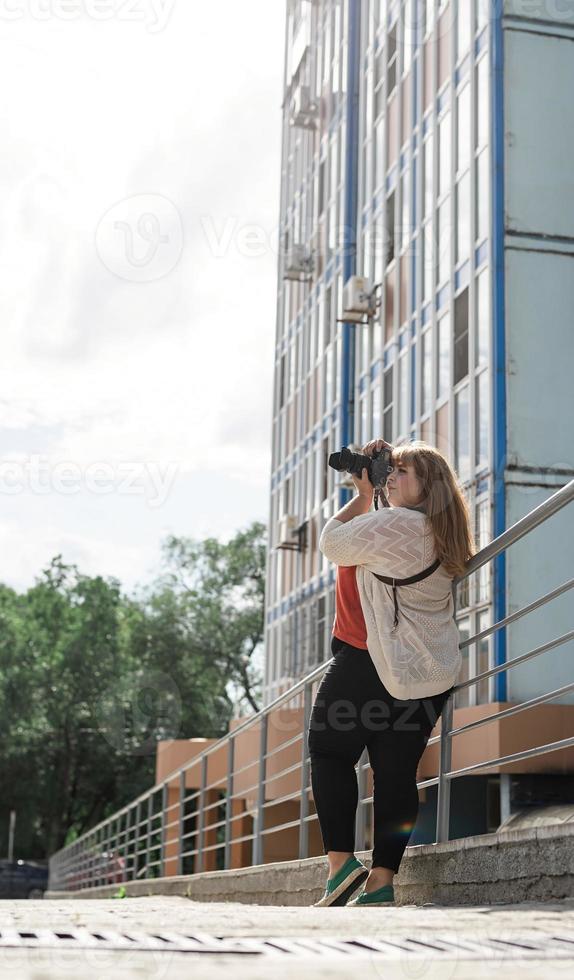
left=351, top=467, right=373, bottom=499
left=361, top=438, right=393, bottom=457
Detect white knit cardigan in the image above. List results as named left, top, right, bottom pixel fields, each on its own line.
left=319, top=506, right=461, bottom=700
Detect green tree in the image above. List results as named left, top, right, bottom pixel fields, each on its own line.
left=0, top=521, right=267, bottom=859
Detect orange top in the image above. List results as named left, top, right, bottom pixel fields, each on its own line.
left=333, top=565, right=368, bottom=649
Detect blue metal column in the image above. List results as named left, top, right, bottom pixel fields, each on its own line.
left=491, top=0, right=507, bottom=702
left=339, top=0, right=362, bottom=507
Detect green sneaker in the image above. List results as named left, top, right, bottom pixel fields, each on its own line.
left=312, top=856, right=369, bottom=907
left=347, top=883, right=395, bottom=907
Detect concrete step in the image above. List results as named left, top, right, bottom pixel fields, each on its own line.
left=47, top=822, right=574, bottom=906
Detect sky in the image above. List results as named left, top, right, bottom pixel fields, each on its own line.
left=0, top=1, right=285, bottom=596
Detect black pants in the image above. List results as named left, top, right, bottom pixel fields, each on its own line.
left=307, top=635, right=453, bottom=873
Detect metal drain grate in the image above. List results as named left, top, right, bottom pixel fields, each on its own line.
left=0, top=929, right=573, bottom=959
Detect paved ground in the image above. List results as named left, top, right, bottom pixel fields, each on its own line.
left=0, top=895, right=573, bottom=978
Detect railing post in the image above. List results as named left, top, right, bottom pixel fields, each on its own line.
left=437, top=577, right=458, bottom=843
left=299, top=683, right=312, bottom=859
left=177, top=770, right=186, bottom=877
left=145, top=794, right=153, bottom=879
left=436, top=693, right=453, bottom=842
left=252, top=713, right=268, bottom=866
left=134, top=801, right=141, bottom=879
left=196, top=755, right=208, bottom=874
left=354, top=748, right=368, bottom=853
left=224, top=737, right=235, bottom=870
left=160, top=783, right=168, bottom=878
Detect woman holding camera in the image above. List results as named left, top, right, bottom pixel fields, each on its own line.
left=309, top=439, right=476, bottom=907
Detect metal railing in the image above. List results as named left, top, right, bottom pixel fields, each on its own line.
left=49, top=479, right=574, bottom=891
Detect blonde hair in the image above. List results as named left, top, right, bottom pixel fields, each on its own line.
left=388, top=441, right=477, bottom=579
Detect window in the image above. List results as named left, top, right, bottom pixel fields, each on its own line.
left=437, top=196, right=451, bottom=285
left=454, top=617, right=470, bottom=708
left=456, top=172, right=471, bottom=264
left=421, top=328, right=432, bottom=415
left=455, top=384, right=470, bottom=482
left=476, top=608, right=491, bottom=703
left=360, top=395, right=369, bottom=443
left=387, top=22, right=398, bottom=94
left=476, top=501, right=490, bottom=603
left=400, top=170, right=410, bottom=251
left=403, top=0, right=414, bottom=75
left=476, top=0, right=489, bottom=33
left=476, top=57, right=489, bottom=148
left=476, top=149, right=489, bottom=242
left=319, top=159, right=326, bottom=215
left=437, top=311, right=451, bottom=399
left=371, top=381, right=382, bottom=436
left=383, top=364, right=393, bottom=440
left=457, top=85, right=471, bottom=175
left=438, top=111, right=451, bottom=196
left=423, top=133, right=434, bottom=219
left=454, top=287, right=469, bottom=384
left=456, top=0, right=471, bottom=61
left=279, top=353, right=287, bottom=408
left=324, top=285, right=332, bottom=348
left=476, top=270, right=489, bottom=366
left=385, top=189, right=396, bottom=266
left=476, top=369, right=489, bottom=469
left=422, top=222, right=432, bottom=301
left=397, top=352, right=409, bottom=435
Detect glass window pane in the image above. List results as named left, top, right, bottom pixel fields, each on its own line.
left=401, top=170, right=410, bottom=250
left=439, top=111, right=451, bottom=196
left=437, top=196, right=451, bottom=285
left=456, top=172, right=471, bottom=264
left=422, top=222, right=433, bottom=301
left=372, top=382, right=381, bottom=435
left=476, top=0, right=489, bottom=33
left=454, top=616, right=470, bottom=708
left=421, top=328, right=432, bottom=415
left=437, top=311, right=451, bottom=399
left=476, top=608, right=491, bottom=704
left=476, top=502, right=490, bottom=603
left=476, top=148, right=489, bottom=242
left=398, top=353, right=408, bottom=435
left=476, top=369, right=489, bottom=469
left=457, top=84, right=471, bottom=174
left=455, top=384, right=470, bottom=482
left=456, top=0, right=472, bottom=60
left=423, top=132, right=434, bottom=219
left=476, top=56, right=489, bottom=148
left=476, top=269, right=489, bottom=366
left=454, top=286, right=469, bottom=384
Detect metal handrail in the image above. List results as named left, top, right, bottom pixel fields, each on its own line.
left=48, top=479, right=574, bottom=891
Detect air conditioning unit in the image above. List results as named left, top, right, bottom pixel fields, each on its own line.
left=289, top=85, right=318, bottom=130
left=284, top=244, right=313, bottom=281
left=277, top=515, right=299, bottom=549
left=342, top=275, right=373, bottom=323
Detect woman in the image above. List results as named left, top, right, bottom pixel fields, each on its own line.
left=309, top=438, right=476, bottom=907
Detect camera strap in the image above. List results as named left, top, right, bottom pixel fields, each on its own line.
left=370, top=558, right=442, bottom=631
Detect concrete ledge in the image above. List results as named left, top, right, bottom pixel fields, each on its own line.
left=47, top=822, right=574, bottom=906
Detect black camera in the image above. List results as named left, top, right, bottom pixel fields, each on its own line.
left=328, top=445, right=394, bottom=503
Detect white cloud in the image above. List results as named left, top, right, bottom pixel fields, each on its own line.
left=0, top=1, right=283, bottom=592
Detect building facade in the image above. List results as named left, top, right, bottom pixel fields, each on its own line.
left=264, top=0, right=574, bottom=826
